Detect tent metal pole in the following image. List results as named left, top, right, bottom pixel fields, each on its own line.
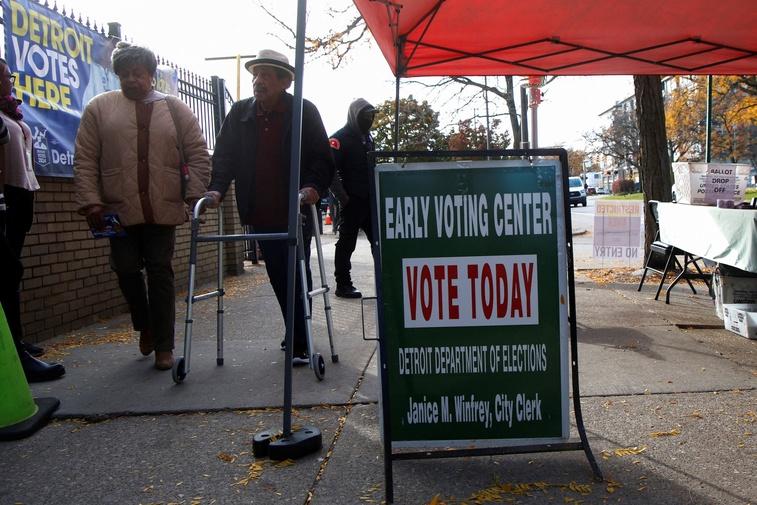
left=394, top=75, right=400, bottom=152
left=531, top=89, right=539, bottom=148
left=282, top=0, right=308, bottom=437
left=393, top=36, right=403, bottom=153
left=705, top=75, right=713, bottom=163
left=484, top=76, right=492, bottom=153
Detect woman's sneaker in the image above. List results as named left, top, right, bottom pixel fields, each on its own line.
left=292, top=352, right=310, bottom=367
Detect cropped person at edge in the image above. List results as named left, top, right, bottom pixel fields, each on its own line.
left=0, top=57, right=65, bottom=382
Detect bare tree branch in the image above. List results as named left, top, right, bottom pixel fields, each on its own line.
left=258, top=2, right=368, bottom=69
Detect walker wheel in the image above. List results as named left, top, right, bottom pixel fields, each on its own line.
left=172, top=357, right=187, bottom=384
left=331, top=354, right=339, bottom=363
left=314, top=353, right=325, bottom=381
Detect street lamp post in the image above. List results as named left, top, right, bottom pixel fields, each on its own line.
left=205, top=53, right=256, bottom=101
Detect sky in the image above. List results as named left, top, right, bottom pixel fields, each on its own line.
left=16, top=0, right=636, bottom=149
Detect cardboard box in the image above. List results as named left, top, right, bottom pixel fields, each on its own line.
left=722, top=304, right=757, bottom=339
left=713, top=273, right=757, bottom=319
left=672, top=162, right=751, bottom=206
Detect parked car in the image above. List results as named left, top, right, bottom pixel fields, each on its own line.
left=569, top=176, right=587, bottom=206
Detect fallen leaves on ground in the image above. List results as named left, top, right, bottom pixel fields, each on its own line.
left=601, top=446, right=648, bottom=459
left=580, top=267, right=712, bottom=286
left=44, top=328, right=135, bottom=359
left=744, top=410, right=756, bottom=424
left=605, top=479, right=622, bottom=494
left=650, top=428, right=681, bottom=438
left=273, top=459, right=295, bottom=468
left=359, top=483, right=383, bottom=503
left=217, top=452, right=237, bottom=463
left=233, top=461, right=265, bottom=487
left=427, top=480, right=598, bottom=504
left=581, top=267, right=648, bottom=285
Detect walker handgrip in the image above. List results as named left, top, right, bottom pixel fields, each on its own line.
left=193, top=196, right=216, bottom=220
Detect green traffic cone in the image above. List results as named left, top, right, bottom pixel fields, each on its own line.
left=0, top=304, right=59, bottom=441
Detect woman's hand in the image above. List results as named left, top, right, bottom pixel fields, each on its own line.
left=85, top=205, right=105, bottom=230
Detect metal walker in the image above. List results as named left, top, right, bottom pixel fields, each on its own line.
left=172, top=196, right=338, bottom=384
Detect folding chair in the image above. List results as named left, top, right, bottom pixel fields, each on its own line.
left=637, top=200, right=706, bottom=303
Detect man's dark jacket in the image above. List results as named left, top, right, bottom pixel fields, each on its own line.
left=330, top=126, right=374, bottom=201
left=209, top=92, right=334, bottom=223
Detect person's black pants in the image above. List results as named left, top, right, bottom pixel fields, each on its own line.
left=109, top=224, right=176, bottom=352
left=334, top=196, right=374, bottom=288
left=255, top=215, right=313, bottom=355
left=0, top=186, right=34, bottom=349
left=0, top=229, right=24, bottom=351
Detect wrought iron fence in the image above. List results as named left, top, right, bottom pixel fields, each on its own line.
left=169, top=64, right=233, bottom=149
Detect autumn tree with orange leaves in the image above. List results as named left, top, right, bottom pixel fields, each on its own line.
left=665, top=76, right=756, bottom=164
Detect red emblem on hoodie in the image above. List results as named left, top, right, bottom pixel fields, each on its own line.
left=329, top=138, right=340, bottom=150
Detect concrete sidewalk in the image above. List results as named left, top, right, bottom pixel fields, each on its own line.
left=2, top=233, right=755, bottom=505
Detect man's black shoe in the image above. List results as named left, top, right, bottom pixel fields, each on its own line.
left=22, top=340, right=44, bottom=357
left=292, top=353, right=310, bottom=367
left=20, top=350, right=65, bottom=383
left=335, top=285, right=362, bottom=298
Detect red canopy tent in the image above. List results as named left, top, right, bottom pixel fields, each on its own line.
left=353, top=0, right=757, bottom=76
left=352, top=4, right=756, bottom=501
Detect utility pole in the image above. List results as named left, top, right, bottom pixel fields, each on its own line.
left=527, top=76, right=543, bottom=149
left=205, top=53, right=256, bottom=101
left=520, top=86, right=529, bottom=149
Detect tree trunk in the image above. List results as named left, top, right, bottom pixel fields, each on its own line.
left=505, top=76, right=521, bottom=149
left=634, top=75, right=673, bottom=259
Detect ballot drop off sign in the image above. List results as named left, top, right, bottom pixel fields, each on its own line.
left=376, top=161, right=570, bottom=448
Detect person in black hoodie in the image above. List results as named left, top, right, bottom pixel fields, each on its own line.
left=329, top=98, right=377, bottom=298
left=204, top=49, right=333, bottom=366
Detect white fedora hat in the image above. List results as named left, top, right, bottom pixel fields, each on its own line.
left=244, top=49, right=295, bottom=78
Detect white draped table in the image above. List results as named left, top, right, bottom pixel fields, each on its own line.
left=657, top=202, right=757, bottom=274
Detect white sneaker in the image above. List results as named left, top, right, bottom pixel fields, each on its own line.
left=292, top=354, right=310, bottom=367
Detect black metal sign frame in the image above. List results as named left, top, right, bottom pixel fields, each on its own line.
left=368, top=148, right=602, bottom=503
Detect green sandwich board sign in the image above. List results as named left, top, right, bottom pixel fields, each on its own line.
left=375, top=159, right=570, bottom=447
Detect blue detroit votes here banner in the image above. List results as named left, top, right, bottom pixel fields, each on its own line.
left=4, top=0, right=120, bottom=177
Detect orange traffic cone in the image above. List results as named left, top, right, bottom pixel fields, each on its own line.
left=0, top=305, right=59, bottom=441
left=324, top=206, right=333, bottom=226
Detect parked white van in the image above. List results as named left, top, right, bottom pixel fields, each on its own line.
left=569, top=176, right=587, bottom=207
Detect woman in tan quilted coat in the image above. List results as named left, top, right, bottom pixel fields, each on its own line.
left=74, top=43, right=210, bottom=371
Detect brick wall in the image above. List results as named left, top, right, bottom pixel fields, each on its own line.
left=19, top=176, right=245, bottom=343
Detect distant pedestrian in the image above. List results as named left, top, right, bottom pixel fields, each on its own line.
left=329, top=98, right=377, bottom=298
left=74, top=42, right=211, bottom=371
left=204, top=49, right=334, bottom=366
left=0, top=58, right=65, bottom=382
